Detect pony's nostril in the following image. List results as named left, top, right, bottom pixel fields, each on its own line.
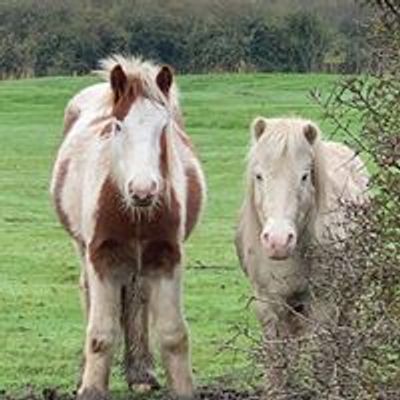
left=131, top=192, right=154, bottom=207
left=128, top=183, right=135, bottom=196
left=129, top=180, right=158, bottom=200
left=133, top=193, right=153, bottom=201
left=287, top=232, right=296, bottom=246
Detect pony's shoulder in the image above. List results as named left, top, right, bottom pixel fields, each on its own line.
left=63, top=82, right=112, bottom=135
left=321, top=140, right=369, bottom=202
left=67, top=82, right=110, bottom=114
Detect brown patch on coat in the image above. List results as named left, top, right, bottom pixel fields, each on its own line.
left=63, top=105, right=80, bottom=136
left=142, top=241, right=181, bottom=274
left=112, top=78, right=144, bottom=121
left=91, top=337, right=111, bottom=354
left=99, top=122, right=114, bottom=138
left=185, top=167, right=203, bottom=239
left=89, top=177, right=181, bottom=279
left=86, top=116, right=115, bottom=138
left=159, top=124, right=202, bottom=240
left=159, top=130, right=169, bottom=179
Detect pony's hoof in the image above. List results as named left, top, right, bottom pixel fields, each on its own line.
left=127, top=371, right=161, bottom=393
left=76, top=387, right=110, bottom=400
left=129, top=383, right=153, bottom=393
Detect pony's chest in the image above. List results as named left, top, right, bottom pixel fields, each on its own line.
left=88, top=187, right=182, bottom=273
left=94, top=203, right=180, bottom=244
left=92, top=177, right=181, bottom=244
left=248, top=246, right=309, bottom=298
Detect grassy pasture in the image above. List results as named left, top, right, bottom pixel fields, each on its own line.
left=0, top=73, right=339, bottom=395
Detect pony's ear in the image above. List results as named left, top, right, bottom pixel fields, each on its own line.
left=110, top=64, right=127, bottom=102
left=251, top=117, right=267, bottom=141
left=304, top=123, right=319, bottom=145
left=156, top=65, right=174, bottom=97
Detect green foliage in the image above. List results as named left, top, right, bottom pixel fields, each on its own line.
left=282, top=12, right=331, bottom=72
left=0, top=0, right=368, bottom=77
left=309, top=3, right=400, bottom=395
left=249, top=12, right=331, bottom=72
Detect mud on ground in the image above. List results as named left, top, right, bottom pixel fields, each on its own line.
left=0, top=387, right=262, bottom=400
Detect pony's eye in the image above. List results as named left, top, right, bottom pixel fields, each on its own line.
left=255, top=173, right=263, bottom=182
left=115, top=121, right=122, bottom=132
left=301, top=173, right=308, bottom=183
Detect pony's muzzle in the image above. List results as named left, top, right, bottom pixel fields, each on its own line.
left=131, top=194, right=154, bottom=207
left=128, top=179, right=159, bottom=207
left=261, top=225, right=297, bottom=260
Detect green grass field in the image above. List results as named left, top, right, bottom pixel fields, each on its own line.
left=0, top=73, right=339, bottom=396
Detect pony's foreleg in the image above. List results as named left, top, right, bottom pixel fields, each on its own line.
left=78, top=260, right=121, bottom=400
left=77, top=269, right=89, bottom=388
left=79, top=270, right=90, bottom=320
left=73, top=242, right=90, bottom=388
left=149, top=263, right=193, bottom=398
left=74, top=241, right=90, bottom=319
left=255, top=301, right=291, bottom=400
left=122, top=275, right=159, bottom=392
left=312, top=301, right=340, bottom=399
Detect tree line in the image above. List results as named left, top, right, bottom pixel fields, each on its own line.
left=0, top=0, right=370, bottom=78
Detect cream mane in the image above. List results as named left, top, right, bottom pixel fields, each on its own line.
left=95, top=54, right=180, bottom=115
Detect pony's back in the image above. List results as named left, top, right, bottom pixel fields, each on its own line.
left=323, top=141, right=369, bottom=204
left=317, top=141, right=369, bottom=242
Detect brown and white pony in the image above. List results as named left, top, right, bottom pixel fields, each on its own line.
left=51, top=55, right=206, bottom=400
left=235, top=117, right=369, bottom=395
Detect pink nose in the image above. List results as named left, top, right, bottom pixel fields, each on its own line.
left=128, top=180, right=158, bottom=206
left=261, top=229, right=297, bottom=260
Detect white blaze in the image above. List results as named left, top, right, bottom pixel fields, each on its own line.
left=111, top=98, right=170, bottom=204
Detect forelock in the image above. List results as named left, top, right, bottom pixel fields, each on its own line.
left=96, top=54, right=179, bottom=112
left=254, top=118, right=314, bottom=167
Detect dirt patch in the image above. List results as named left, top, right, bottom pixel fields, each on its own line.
left=1, top=388, right=74, bottom=400
left=0, top=387, right=262, bottom=400
left=196, top=387, right=260, bottom=400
